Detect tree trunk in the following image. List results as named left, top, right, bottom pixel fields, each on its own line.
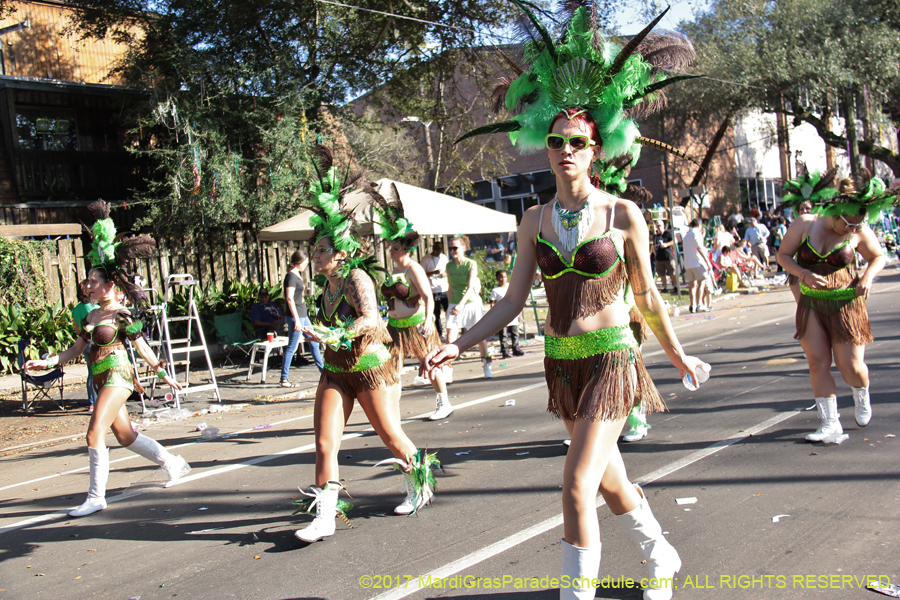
left=842, top=85, right=860, bottom=177
left=691, top=113, right=732, bottom=187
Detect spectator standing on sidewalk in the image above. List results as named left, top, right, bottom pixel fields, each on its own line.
left=744, top=217, right=771, bottom=269
left=420, top=241, right=449, bottom=340
left=653, top=220, right=677, bottom=293
left=683, top=218, right=713, bottom=312
left=490, top=270, right=523, bottom=359
left=281, top=250, right=323, bottom=387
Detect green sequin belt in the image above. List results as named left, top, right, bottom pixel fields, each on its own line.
left=91, top=351, right=132, bottom=375
left=388, top=312, right=426, bottom=329
left=324, top=344, right=392, bottom=374
left=545, top=325, right=638, bottom=361
left=799, top=284, right=857, bottom=301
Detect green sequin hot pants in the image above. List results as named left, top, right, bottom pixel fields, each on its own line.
left=544, top=324, right=664, bottom=422
left=90, top=349, right=141, bottom=395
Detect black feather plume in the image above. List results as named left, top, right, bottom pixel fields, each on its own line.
left=606, top=7, right=670, bottom=81
left=510, top=0, right=558, bottom=63
left=87, top=199, right=111, bottom=221
left=813, top=167, right=837, bottom=193
left=637, top=31, right=696, bottom=73
left=491, top=77, right=516, bottom=114
left=455, top=121, right=522, bottom=145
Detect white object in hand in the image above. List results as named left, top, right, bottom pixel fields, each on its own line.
left=682, top=363, right=711, bottom=391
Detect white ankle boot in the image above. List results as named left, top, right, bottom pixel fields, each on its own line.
left=295, top=482, right=341, bottom=542
left=852, top=386, right=871, bottom=427
left=70, top=447, right=109, bottom=517
left=482, top=357, right=493, bottom=378
left=394, top=476, right=434, bottom=515
left=805, top=397, right=846, bottom=443
left=623, top=405, right=649, bottom=442
left=428, top=392, right=454, bottom=421
left=560, top=539, right=601, bottom=600
left=618, top=485, right=681, bottom=600
left=128, top=433, right=191, bottom=487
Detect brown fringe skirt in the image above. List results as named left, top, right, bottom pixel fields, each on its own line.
left=795, top=292, right=873, bottom=346
left=321, top=346, right=399, bottom=398
left=388, top=320, right=440, bottom=362
left=544, top=326, right=665, bottom=422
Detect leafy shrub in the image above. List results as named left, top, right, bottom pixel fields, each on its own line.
left=0, top=302, right=77, bottom=375
left=0, top=238, right=53, bottom=306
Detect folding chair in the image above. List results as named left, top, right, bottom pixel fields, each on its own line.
left=213, top=312, right=258, bottom=367
left=18, top=338, right=66, bottom=413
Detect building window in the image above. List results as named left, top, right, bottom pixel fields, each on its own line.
left=16, top=108, right=79, bottom=152
left=738, top=177, right=782, bottom=212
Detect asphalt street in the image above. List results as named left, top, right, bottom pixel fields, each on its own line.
left=1, top=268, right=899, bottom=600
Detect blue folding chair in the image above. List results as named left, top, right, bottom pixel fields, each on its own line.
left=18, top=338, right=66, bottom=413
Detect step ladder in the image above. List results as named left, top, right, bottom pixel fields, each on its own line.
left=125, top=288, right=170, bottom=413
left=157, top=274, right=221, bottom=408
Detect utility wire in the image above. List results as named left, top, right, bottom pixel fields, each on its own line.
left=315, top=0, right=476, bottom=32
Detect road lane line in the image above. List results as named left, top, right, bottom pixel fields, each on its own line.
left=0, top=383, right=545, bottom=535
left=367, top=410, right=802, bottom=600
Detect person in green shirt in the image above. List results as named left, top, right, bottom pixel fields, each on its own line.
left=445, top=235, right=492, bottom=379
left=71, top=281, right=99, bottom=411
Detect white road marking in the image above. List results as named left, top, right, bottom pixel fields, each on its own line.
left=367, top=410, right=802, bottom=600
left=0, top=383, right=544, bottom=535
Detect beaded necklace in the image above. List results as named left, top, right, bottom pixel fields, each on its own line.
left=324, top=283, right=342, bottom=306
left=551, top=195, right=595, bottom=253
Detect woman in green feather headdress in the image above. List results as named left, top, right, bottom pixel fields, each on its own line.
left=777, top=169, right=898, bottom=446
left=293, top=145, right=439, bottom=545
left=370, top=183, right=454, bottom=421
left=24, top=200, right=190, bottom=519
left=423, top=2, right=706, bottom=598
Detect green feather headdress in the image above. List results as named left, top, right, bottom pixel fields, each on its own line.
left=817, top=171, right=900, bottom=224
left=82, top=199, right=156, bottom=307
left=305, top=143, right=362, bottom=256
left=368, top=181, right=419, bottom=250
left=594, top=153, right=653, bottom=204
left=458, top=1, right=698, bottom=163
left=781, top=167, right=837, bottom=208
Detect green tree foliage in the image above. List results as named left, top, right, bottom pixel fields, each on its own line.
left=673, top=0, right=900, bottom=176
left=66, top=0, right=522, bottom=235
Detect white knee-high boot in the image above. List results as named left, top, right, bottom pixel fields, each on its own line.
left=69, top=447, right=109, bottom=517
left=618, top=485, right=681, bottom=600
left=851, top=386, right=871, bottom=427
left=127, top=433, right=190, bottom=487
left=560, top=539, right=601, bottom=600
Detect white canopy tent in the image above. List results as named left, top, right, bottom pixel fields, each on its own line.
left=258, top=178, right=517, bottom=242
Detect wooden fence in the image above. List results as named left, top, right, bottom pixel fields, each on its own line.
left=18, top=227, right=447, bottom=307
left=33, top=231, right=300, bottom=306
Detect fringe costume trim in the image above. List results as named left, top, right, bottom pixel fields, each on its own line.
left=323, top=345, right=392, bottom=373
left=544, top=327, right=664, bottom=422
left=388, top=313, right=440, bottom=362
left=89, top=347, right=143, bottom=395
left=795, top=269, right=872, bottom=345
left=320, top=343, right=399, bottom=398
left=544, top=261, right=627, bottom=333
left=545, top=324, right=638, bottom=360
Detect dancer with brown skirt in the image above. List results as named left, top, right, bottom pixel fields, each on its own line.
left=372, top=193, right=454, bottom=420
left=423, top=6, right=704, bottom=598
left=25, top=201, right=189, bottom=518
left=292, top=147, right=439, bottom=544
left=777, top=171, right=897, bottom=443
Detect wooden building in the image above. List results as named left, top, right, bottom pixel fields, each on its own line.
left=0, top=1, right=144, bottom=227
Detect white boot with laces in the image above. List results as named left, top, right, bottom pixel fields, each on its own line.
left=69, top=447, right=109, bottom=517
left=394, top=475, right=434, bottom=515
left=805, top=396, right=847, bottom=443
left=295, top=482, right=342, bottom=542
left=428, top=392, right=454, bottom=421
